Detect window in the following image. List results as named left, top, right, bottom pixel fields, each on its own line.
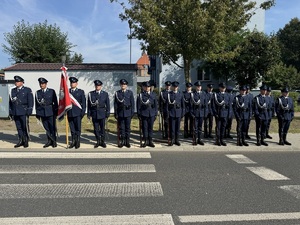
left=197, top=68, right=211, bottom=81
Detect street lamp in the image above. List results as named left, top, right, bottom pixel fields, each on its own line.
left=128, top=20, right=133, bottom=64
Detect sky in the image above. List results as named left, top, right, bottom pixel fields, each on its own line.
left=0, top=0, right=299, bottom=70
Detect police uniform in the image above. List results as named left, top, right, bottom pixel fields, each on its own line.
left=67, top=77, right=86, bottom=149
left=253, top=84, right=270, bottom=146
left=114, top=79, right=135, bottom=148
left=225, top=86, right=234, bottom=139
left=266, top=86, right=275, bottom=139
left=275, top=87, right=294, bottom=145
left=204, top=83, right=214, bottom=138
left=167, top=81, right=185, bottom=146
left=190, top=81, right=207, bottom=145
left=245, top=85, right=254, bottom=139
left=183, top=82, right=193, bottom=138
left=87, top=80, right=110, bottom=148
left=159, top=81, right=172, bottom=139
left=137, top=81, right=158, bottom=148
left=233, top=85, right=252, bottom=146
left=35, top=77, right=58, bottom=148
left=9, top=76, right=34, bottom=148
left=212, top=82, right=230, bottom=146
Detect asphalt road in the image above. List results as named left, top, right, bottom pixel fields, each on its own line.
left=0, top=150, right=300, bottom=224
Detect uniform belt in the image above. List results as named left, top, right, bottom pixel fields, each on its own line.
left=120, top=105, right=131, bottom=110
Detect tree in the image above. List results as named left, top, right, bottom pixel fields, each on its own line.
left=206, top=30, right=281, bottom=89
left=2, top=20, right=83, bottom=64
left=277, top=18, right=300, bottom=72
left=111, top=0, right=275, bottom=82
left=265, top=62, right=300, bottom=90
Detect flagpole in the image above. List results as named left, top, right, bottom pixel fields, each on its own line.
left=65, top=116, right=69, bottom=148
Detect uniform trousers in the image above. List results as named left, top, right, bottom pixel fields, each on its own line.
left=255, top=117, right=267, bottom=139
left=41, top=116, right=55, bottom=139
left=169, top=117, right=181, bottom=139
left=278, top=118, right=291, bottom=135
left=215, top=117, right=227, bottom=139
left=92, top=118, right=106, bottom=138
left=68, top=116, right=82, bottom=136
left=118, top=116, right=131, bottom=138
left=14, top=115, right=29, bottom=138
left=141, top=116, right=155, bottom=138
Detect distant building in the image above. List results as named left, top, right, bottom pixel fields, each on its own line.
left=0, top=73, right=4, bottom=80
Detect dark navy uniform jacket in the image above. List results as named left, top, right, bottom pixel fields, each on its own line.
left=275, top=96, right=294, bottom=121
left=205, top=90, right=214, bottom=114
left=182, top=90, right=192, bottom=114
left=167, top=91, right=185, bottom=118
left=9, top=86, right=34, bottom=116
left=267, top=95, right=275, bottom=118
left=233, top=94, right=252, bottom=120
left=253, top=94, right=270, bottom=120
left=35, top=88, right=58, bottom=117
left=114, top=89, right=135, bottom=118
left=212, top=92, right=230, bottom=118
left=67, top=88, right=86, bottom=117
left=87, top=90, right=110, bottom=119
left=159, top=90, right=169, bottom=114
left=190, top=91, right=208, bottom=118
left=137, top=91, right=158, bottom=117
left=228, top=93, right=235, bottom=118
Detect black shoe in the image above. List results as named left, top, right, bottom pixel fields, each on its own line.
left=220, top=140, right=227, bottom=146
left=125, top=138, right=131, bottom=148
left=284, top=140, right=291, bottom=146
left=174, top=140, right=181, bottom=146
left=43, top=139, right=52, bottom=148
left=266, top=134, right=273, bottom=139
left=256, top=142, right=261, bottom=146
left=68, top=136, right=76, bottom=149
left=148, top=138, right=155, bottom=148
left=279, top=140, right=284, bottom=145
left=215, top=140, right=221, bottom=146
left=14, top=138, right=24, bottom=148
left=101, top=141, right=107, bottom=148
left=75, top=136, right=80, bottom=149
left=169, top=139, right=174, bottom=146
left=246, top=135, right=251, bottom=139
left=261, top=140, right=268, bottom=146
left=242, top=140, right=249, bottom=146
left=118, top=138, right=124, bottom=148
left=94, top=137, right=100, bottom=148
left=208, top=134, right=214, bottom=138
left=52, top=140, right=57, bottom=148
left=197, top=139, right=204, bottom=145
left=227, top=134, right=233, bottom=139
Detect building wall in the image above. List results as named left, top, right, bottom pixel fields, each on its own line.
left=5, top=70, right=137, bottom=114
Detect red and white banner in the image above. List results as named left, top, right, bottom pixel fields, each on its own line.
left=57, top=66, right=72, bottom=121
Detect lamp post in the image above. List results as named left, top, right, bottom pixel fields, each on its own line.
left=128, top=20, right=133, bottom=64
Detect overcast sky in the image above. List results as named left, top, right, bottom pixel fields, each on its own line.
left=0, top=0, right=299, bottom=69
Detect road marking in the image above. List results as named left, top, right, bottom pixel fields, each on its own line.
left=246, top=167, right=290, bottom=180
left=0, top=182, right=163, bottom=199
left=226, top=154, right=257, bottom=164
left=0, top=214, right=175, bottom=225
left=0, top=164, right=156, bottom=174
left=0, top=152, right=151, bottom=159
left=179, top=212, right=300, bottom=223
left=280, top=185, right=300, bottom=199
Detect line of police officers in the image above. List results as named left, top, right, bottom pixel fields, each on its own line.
left=9, top=75, right=294, bottom=148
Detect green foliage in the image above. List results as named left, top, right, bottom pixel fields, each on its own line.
left=2, top=20, right=83, bottom=64
left=110, top=0, right=275, bottom=82
left=265, top=62, right=300, bottom=90
left=206, top=30, right=281, bottom=89
left=277, top=18, right=300, bottom=72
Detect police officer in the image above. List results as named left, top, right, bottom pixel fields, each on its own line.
left=67, top=77, right=86, bottom=149
left=190, top=81, right=207, bottom=145
left=9, top=76, right=34, bottom=148
left=35, top=77, right=58, bottom=148
left=245, top=85, right=254, bottom=139
left=233, top=85, right=252, bottom=146
left=225, top=85, right=234, bottom=139
left=114, top=79, right=135, bottom=148
left=253, top=84, right=270, bottom=146
left=137, top=81, right=158, bottom=148
left=212, top=82, right=230, bottom=146
left=159, top=81, right=172, bottom=139
left=275, top=87, right=294, bottom=145
left=266, top=86, right=275, bottom=139
left=183, top=82, right=193, bottom=138
left=204, top=83, right=214, bottom=138
left=167, top=81, right=185, bottom=146
left=87, top=80, right=110, bottom=148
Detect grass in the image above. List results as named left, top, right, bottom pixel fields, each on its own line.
left=1, top=114, right=300, bottom=134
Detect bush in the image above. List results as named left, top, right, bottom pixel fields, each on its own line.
left=272, top=91, right=300, bottom=112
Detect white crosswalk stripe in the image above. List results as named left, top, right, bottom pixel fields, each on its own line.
left=226, top=154, right=257, bottom=164
left=0, top=152, right=151, bottom=159
left=0, top=164, right=156, bottom=174
left=0, top=214, right=175, bottom=225
left=246, top=166, right=290, bottom=180
left=279, top=185, right=300, bottom=199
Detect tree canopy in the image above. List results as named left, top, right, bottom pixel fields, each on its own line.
left=111, top=0, right=275, bottom=82
left=277, top=17, right=300, bottom=72
left=2, top=20, right=83, bottom=64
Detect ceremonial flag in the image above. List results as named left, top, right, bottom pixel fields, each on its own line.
left=57, top=66, right=72, bottom=121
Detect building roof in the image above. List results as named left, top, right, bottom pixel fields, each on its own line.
left=4, top=63, right=138, bottom=71
left=136, top=53, right=150, bottom=66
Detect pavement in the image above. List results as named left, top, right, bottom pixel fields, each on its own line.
left=0, top=129, right=299, bottom=151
